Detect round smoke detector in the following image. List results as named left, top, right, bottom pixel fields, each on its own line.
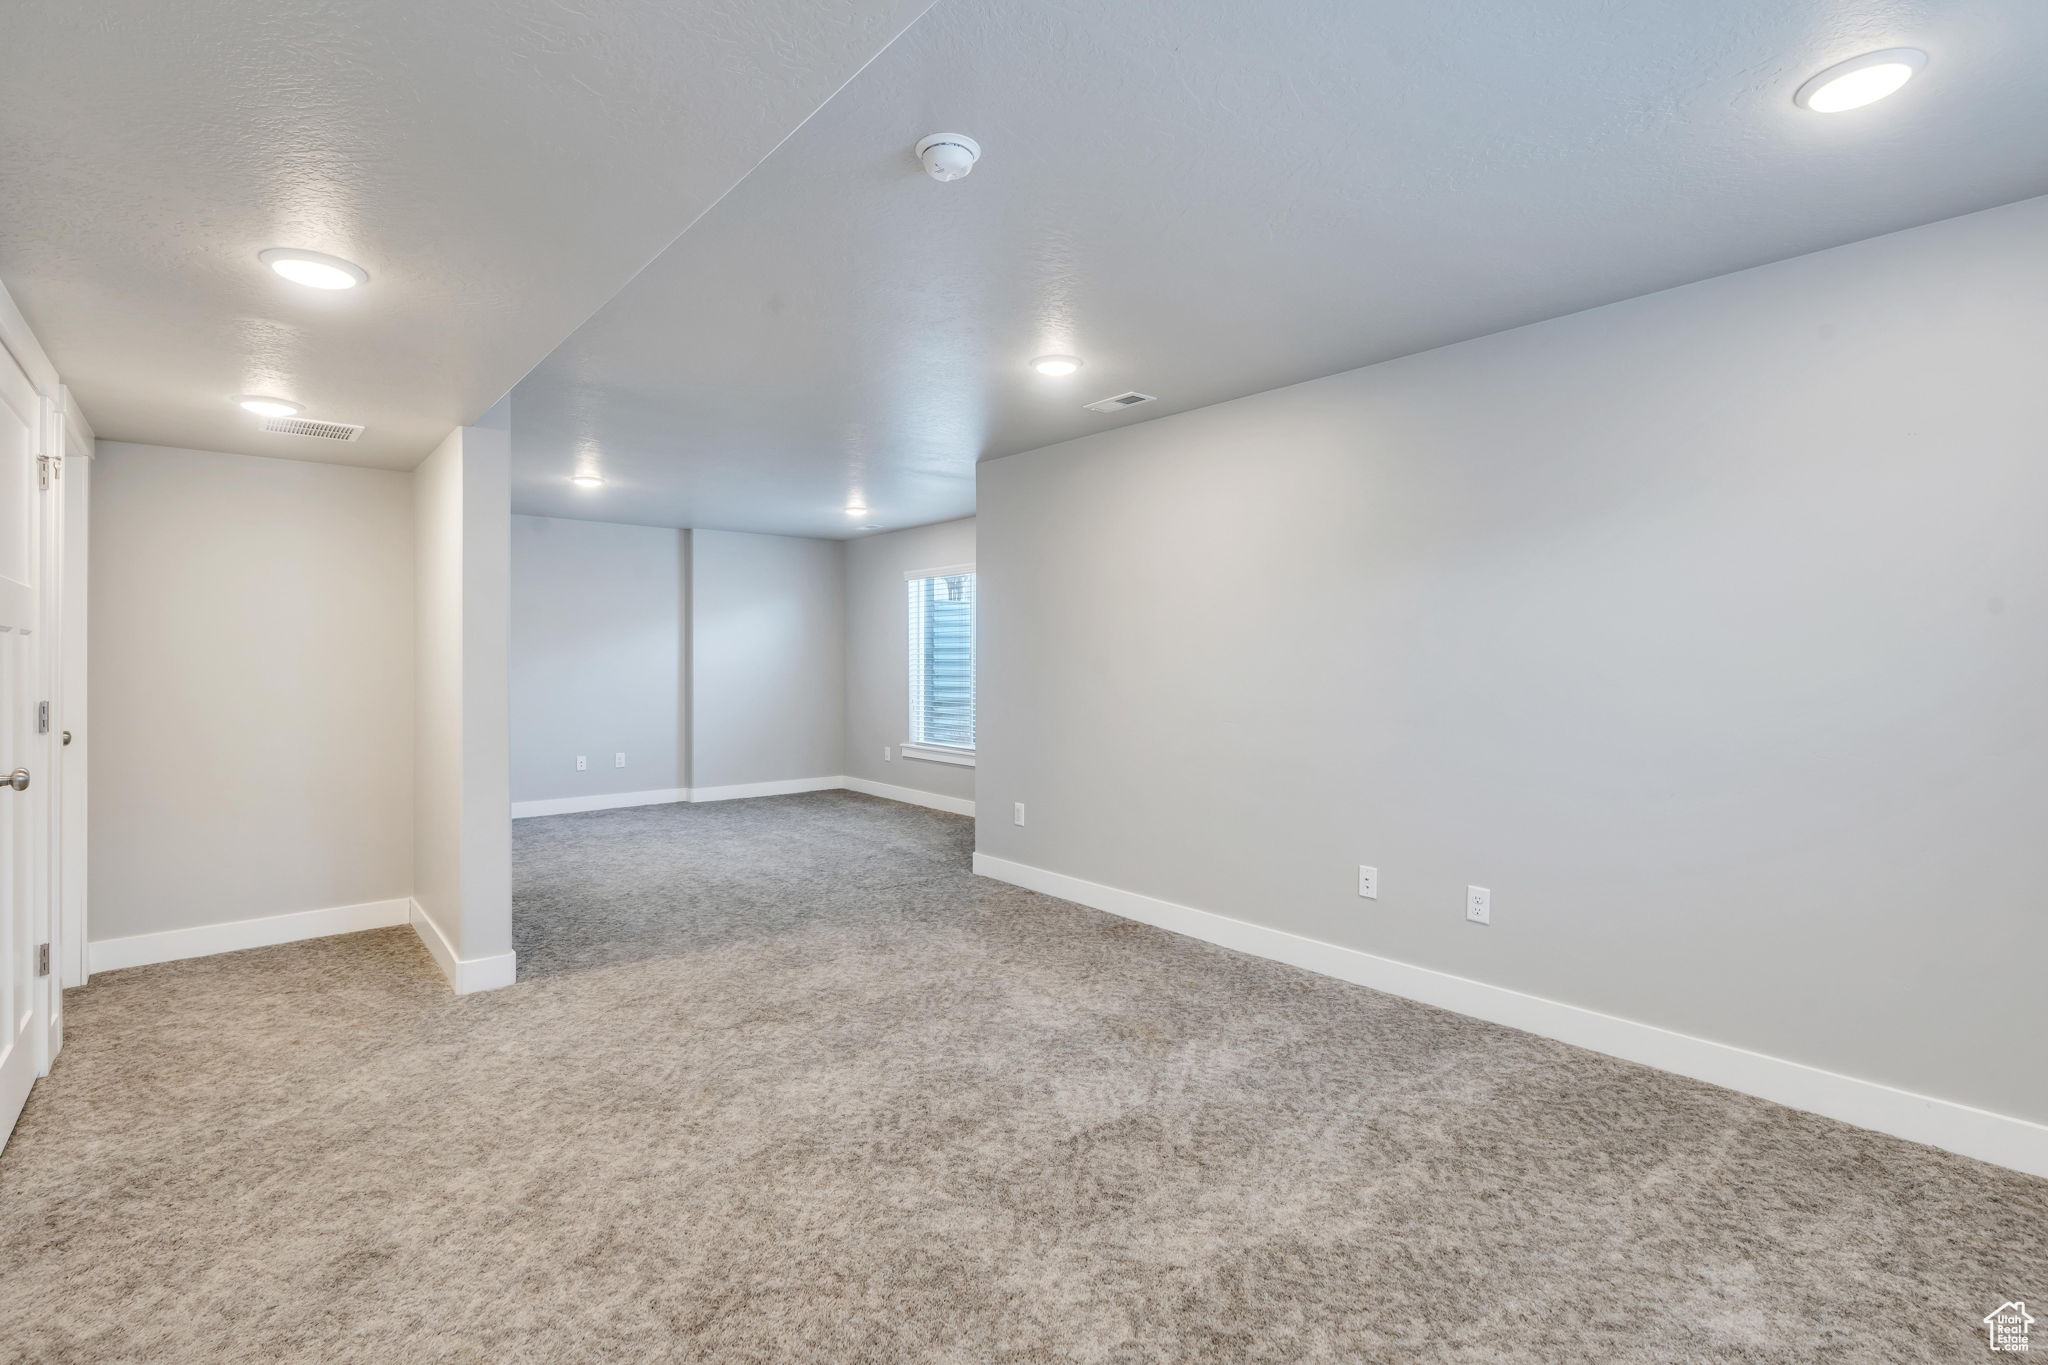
left=915, top=133, right=981, bottom=182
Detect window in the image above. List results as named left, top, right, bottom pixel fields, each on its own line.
left=906, top=565, right=975, bottom=761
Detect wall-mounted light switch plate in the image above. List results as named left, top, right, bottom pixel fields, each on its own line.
left=1013, top=802, right=1026, bottom=826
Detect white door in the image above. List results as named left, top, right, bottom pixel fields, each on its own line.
left=0, top=341, right=51, bottom=1149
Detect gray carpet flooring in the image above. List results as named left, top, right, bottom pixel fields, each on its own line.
left=2, top=792, right=2040, bottom=1362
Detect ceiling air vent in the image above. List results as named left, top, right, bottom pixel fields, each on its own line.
left=1082, top=391, right=1158, bottom=414
left=262, top=416, right=364, bottom=442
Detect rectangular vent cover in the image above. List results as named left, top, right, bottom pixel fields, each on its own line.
left=1082, top=391, right=1158, bottom=414
left=263, top=417, right=364, bottom=442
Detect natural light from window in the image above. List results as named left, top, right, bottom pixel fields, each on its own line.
left=907, top=567, right=975, bottom=755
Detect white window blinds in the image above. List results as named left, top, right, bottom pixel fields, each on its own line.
left=907, top=566, right=975, bottom=750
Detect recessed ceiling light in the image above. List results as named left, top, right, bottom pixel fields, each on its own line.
left=845, top=505, right=869, bottom=516
left=231, top=394, right=302, bottom=418
left=570, top=473, right=603, bottom=489
left=1794, top=48, right=1927, bottom=113
left=259, top=247, right=369, bottom=290
left=1031, top=355, right=1083, bottom=377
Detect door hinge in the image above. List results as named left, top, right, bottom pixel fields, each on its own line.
left=36, top=944, right=50, bottom=977
left=37, top=701, right=49, bottom=735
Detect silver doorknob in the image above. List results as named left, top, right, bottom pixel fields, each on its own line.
left=5, top=769, right=27, bottom=792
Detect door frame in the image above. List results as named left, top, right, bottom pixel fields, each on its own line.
left=53, top=390, right=89, bottom=993
left=0, top=286, right=83, bottom=1098
left=0, top=325, right=52, bottom=1139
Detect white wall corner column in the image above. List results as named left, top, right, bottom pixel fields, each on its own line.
left=412, top=416, right=516, bottom=993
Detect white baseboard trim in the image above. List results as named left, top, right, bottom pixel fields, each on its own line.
left=511, top=776, right=975, bottom=818
left=512, top=787, right=689, bottom=819
left=408, top=900, right=518, bottom=995
left=688, top=776, right=844, bottom=803
left=88, top=897, right=412, bottom=974
left=842, top=776, right=975, bottom=817
left=972, top=853, right=2048, bottom=1180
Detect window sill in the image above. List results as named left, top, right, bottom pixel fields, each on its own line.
left=900, top=743, right=976, bottom=768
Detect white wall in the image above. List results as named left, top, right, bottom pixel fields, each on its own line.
left=977, top=195, right=2048, bottom=1131
left=413, top=424, right=514, bottom=985
left=506, top=521, right=859, bottom=807
left=511, top=516, right=685, bottom=803
left=844, top=518, right=975, bottom=808
left=88, top=442, right=413, bottom=942
left=687, top=529, right=844, bottom=790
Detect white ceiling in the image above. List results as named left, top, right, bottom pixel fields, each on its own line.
left=7, top=2, right=2047, bottom=522
left=0, top=0, right=932, bottom=469
left=510, top=0, right=2048, bottom=538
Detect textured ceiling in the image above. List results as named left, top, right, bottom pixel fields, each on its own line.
left=0, top=0, right=932, bottom=468
left=511, top=0, right=2048, bottom=538
left=8, top=1, right=2048, bottom=512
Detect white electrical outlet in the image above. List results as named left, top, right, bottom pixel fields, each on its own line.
left=1013, top=802, right=1026, bottom=826
left=1466, top=885, right=1491, bottom=925
left=1357, top=866, right=1378, bottom=899
left=575, top=755, right=587, bottom=772
left=614, top=752, right=626, bottom=768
